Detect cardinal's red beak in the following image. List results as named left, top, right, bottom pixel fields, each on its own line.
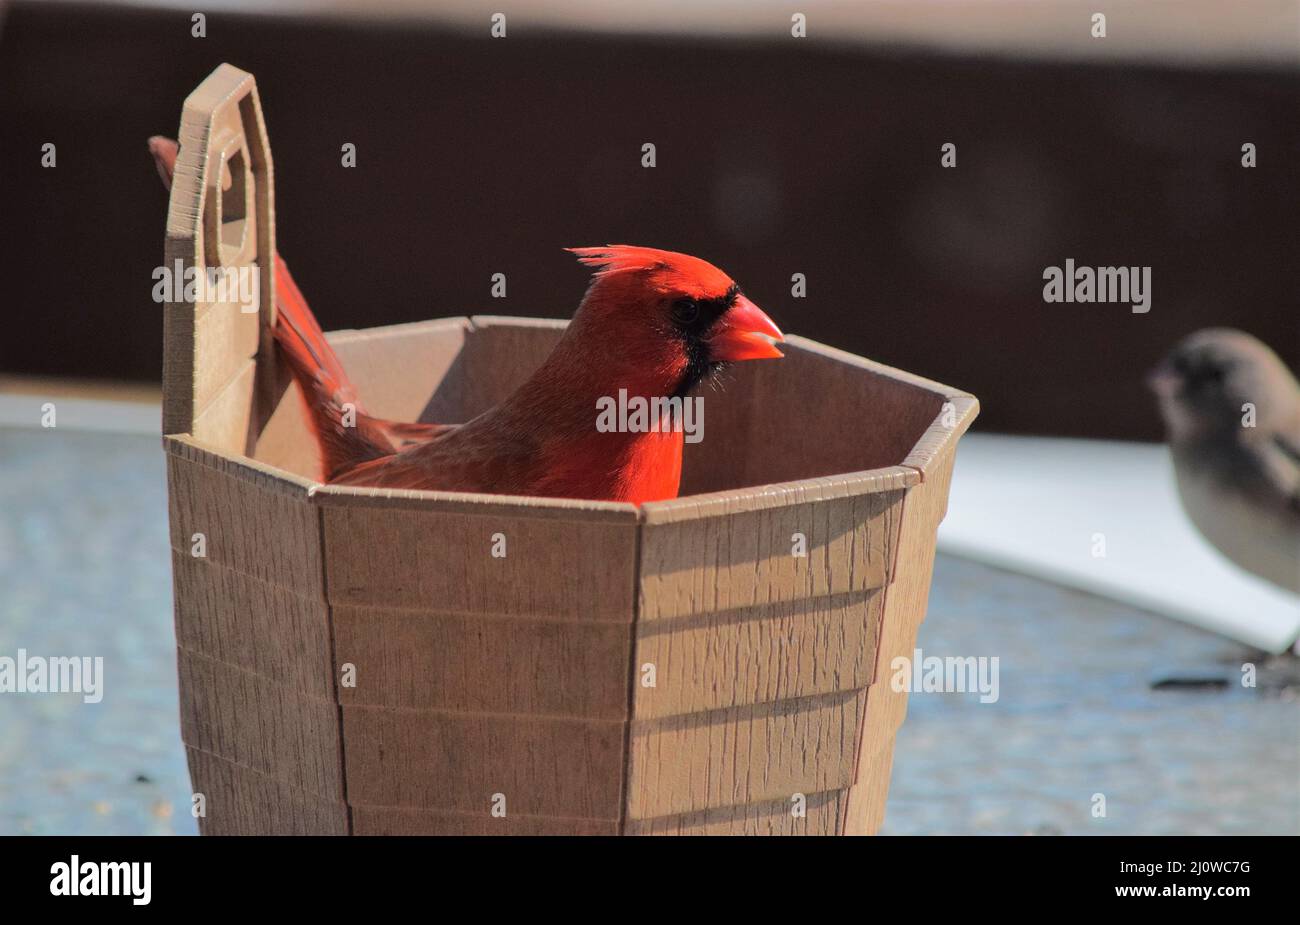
left=708, top=295, right=784, bottom=361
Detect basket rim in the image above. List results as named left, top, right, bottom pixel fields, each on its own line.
left=165, top=321, right=978, bottom=521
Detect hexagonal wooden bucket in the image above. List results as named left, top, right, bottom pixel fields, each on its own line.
left=162, top=64, right=978, bottom=835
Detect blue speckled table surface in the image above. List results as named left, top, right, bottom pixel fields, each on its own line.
left=1, top=426, right=1296, bottom=835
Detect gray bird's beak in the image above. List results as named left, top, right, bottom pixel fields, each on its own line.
left=1146, top=362, right=1181, bottom=398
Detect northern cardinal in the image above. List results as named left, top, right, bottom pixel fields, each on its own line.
left=149, top=137, right=783, bottom=504
left=1149, top=328, right=1300, bottom=594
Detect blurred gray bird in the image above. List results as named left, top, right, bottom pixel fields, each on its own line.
left=1148, top=328, right=1300, bottom=594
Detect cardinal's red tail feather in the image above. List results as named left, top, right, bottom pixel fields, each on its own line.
left=148, top=135, right=392, bottom=479
left=271, top=259, right=358, bottom=413
left=270, top=258, right=395, bottom=478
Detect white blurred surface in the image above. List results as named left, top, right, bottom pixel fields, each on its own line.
left=0, top=394, right=158, bottom=435
left=939, top=433, right=1300, bottom=653
left=48, top=0, right=1300, bottom=67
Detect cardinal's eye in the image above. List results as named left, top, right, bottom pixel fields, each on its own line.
left=671, top=299, right=700, bottom=326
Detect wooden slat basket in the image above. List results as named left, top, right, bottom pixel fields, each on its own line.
left=162, top=64, right=978, bottom=836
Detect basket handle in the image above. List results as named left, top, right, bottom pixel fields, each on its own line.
left=161, top=63, right=277, bottom=448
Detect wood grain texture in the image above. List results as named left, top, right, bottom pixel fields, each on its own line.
left=842, top=442, right=963, bottom=834
left=177, top=649, right=342, bottom=800
left=318, top=498, right=638, bottom=619
left=620, top=350, right=976, bottom=832
left=351, top=806, right=617, bottom=836
left=313, top=406, right=640, bottom=831
left=842, top=747, right=896, bottom=837
left=625, top=473, right=906, bottom=828
left=630, top=590, right=884, bottom=720
left=165, top=436, right=322, bottom=599
left=186, top=748, right=347, bottom=836
left=625, top=690, right=866, bottom=821
left=165, top=434, right=344, bottom=829
left=638, top=482, right=908, bottom=621
left=170, top=549, right=333, bottom=699
left=625, top=788, right=849, bottom=836
left=162, top=63, right=275, bottom=443
left=333, top=606, right=631, bottom=718
left=342, top=706, right=625, bottom=819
